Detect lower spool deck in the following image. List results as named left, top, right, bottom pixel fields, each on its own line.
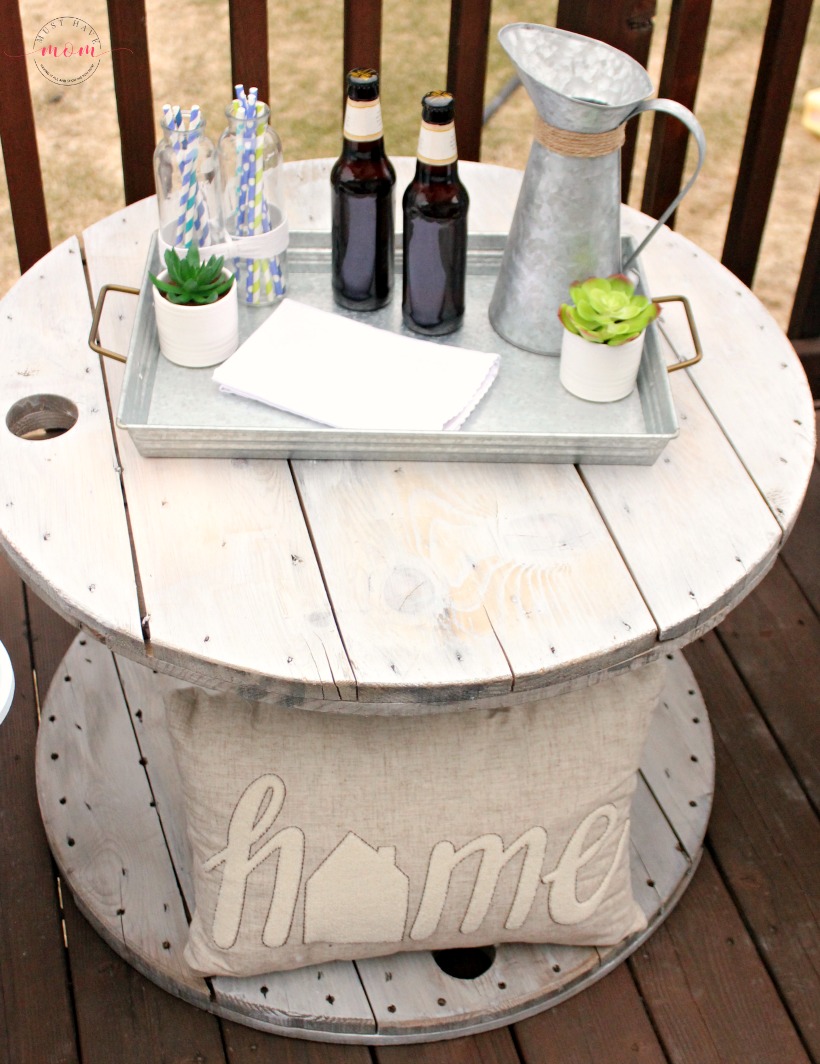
left=35, top=637, right=714, bottom=1043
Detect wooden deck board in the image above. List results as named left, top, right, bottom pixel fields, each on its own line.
left=0, top=562, right=79, bottom=1064
left=780, top=411, right=820, bottom=615
left=61, top=889, right=226, bottom=1064
left=514, top=963, right=668, bottom=1062
left=221, top=1021, right=373, bottom=1063
left=631, top=852, right=812, bottom=1064
left=373, top=1027, right=520, bottom=1063
left=1, top=436, right=817, bottom=1062
left=716, top=558, right=820, bottom=809
left=686, top=633, right=820, bottom=1059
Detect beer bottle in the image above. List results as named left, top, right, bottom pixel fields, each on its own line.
left=402, top=91, right=469, bottom=335
left=331, top=69, right=396, bottom=310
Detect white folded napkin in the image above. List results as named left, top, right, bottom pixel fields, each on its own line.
left=212, top=298, right=500, bottom=431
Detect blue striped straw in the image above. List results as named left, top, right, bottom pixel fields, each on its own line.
left=239, top=86, right=257, bottom=302
left=188, top=106, right=209, bottom=245
left=163, top=104, right=209, bottom=248
left=163, top=104, right=190, bottom=246
left=231, top=85, right=283, bottom=302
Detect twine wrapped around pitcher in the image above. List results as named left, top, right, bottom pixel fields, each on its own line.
left=533, top=117, right=626, bottom=158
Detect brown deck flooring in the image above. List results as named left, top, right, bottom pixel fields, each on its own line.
left=1, top=415, right=818, bottom=1064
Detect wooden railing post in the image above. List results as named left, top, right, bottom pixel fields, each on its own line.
left=788, top=191, right=820, bottom=398
left=555, top=0, right=657, bottom=199
left=228, top=0, right=270, bottom=104
left=107, top=0, right=156, bottom=205
left=641, top=0, right=712, bottom=226
left=343, top=0, right=382, bottom=98
left=789, top=192, right=820, bottom=342
left=0, top=0, right=51, bottom=271
left=721, top=0, right=814, bottom=287
left=446, top=0, right=492, bottom=161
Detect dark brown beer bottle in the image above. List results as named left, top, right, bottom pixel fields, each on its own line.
left=331, top=69, right=396, bottom=310
left=402, top=91, right=469, bottom=335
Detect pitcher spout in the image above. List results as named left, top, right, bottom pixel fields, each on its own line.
left=498, top=23, right=655, bottom=132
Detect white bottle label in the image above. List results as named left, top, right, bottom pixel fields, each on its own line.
left=417, top=121, right=458, bottom=165
left=343, top=98, right=384, bottom=142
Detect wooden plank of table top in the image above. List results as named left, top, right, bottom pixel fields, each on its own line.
left=580, top=359, right=784, bottom=643
left=0, top=238, right=144, bottom=653
left=356, top=941, right=598, bottom=1040
left=293, top=459, right=657, bottom=702
left=717, top=558, right=820, bottom=808
left=35, top=635, right=210, bottom=1004
left=211, top=961, right=378, bottom=1039
left=629, top=774, right=691, bottom=917
left=631, top=852, right=811, bottom=1063
left=82, top=201, right=356, bottom=703
left=625, top=210, right=817, bottom=538
left=114, top=656, right=196, bottom=902
left=0, top=559, right=80, bottom=1064
left=639, top=653, right=715, bottom=858
left=686, top=633, right=820, bottom=1059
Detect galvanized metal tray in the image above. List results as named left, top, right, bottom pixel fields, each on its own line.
left=114, top=231, right=681, bottom=464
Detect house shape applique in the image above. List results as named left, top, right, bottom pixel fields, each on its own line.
left=303, top=832, right=410, bottom=944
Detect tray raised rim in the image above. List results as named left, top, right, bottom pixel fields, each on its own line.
left=116, top=232, right=680, bottom=465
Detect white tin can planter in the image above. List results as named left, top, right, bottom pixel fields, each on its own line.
left=153, top=270, right=239, bottom=368
left=559, top=330, right=645, bottom=403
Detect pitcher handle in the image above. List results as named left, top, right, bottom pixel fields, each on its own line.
left=622, top=98, right=706, bottom=271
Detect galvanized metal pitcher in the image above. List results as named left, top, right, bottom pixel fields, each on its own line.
left=489, top=23, right=706, bottom=355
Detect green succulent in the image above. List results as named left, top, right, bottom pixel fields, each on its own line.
left=150, top=244, right=234, bottom=305
left=558, top=274, right=660, bottom=345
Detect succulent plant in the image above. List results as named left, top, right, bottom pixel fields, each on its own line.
left=558, top=274, right=660, bottom=345
left=149, top=244, right=235, bottom=305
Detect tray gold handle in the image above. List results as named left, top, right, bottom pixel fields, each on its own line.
left=655, top=294, right=703, bottom=372
left=88, top=284, right=140, bottom=364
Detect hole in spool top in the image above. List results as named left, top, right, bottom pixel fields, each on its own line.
left=6, top=394, right=79, bottom=440
left=432, top=945, right=496, bottom=980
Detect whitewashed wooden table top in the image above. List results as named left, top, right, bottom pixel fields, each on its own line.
left=0, top=159, right=814, bottom=713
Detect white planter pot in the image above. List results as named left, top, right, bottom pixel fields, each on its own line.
left=153, top=269, right=239, bottom=368
left=559, top=329, right=645, bottom=402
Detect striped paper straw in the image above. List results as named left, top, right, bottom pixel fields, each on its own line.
left=162, top=103, right=209, bottom=248
left=246, top=88, right=261, bottom=302
left=231, top=85, right=285, bottom=303
left=241, top=93, right=256, bottom=301
left=188, top=106, right=209, bottom=245
left=252, top=102, right=272, bottom=301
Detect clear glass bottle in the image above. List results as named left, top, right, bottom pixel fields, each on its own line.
left=331, top=68, right=396, bottom=310
left=218, top=101, right=288, bottom=306
left=402, top=91, right=469, bottom=335
left=153, top=107, right=225, bottom=251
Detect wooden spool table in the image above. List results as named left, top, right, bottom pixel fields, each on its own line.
left=0, top=160, right=814, bottom=1043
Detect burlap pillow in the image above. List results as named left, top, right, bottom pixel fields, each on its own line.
left=166, top=662, right=664, bottom=977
